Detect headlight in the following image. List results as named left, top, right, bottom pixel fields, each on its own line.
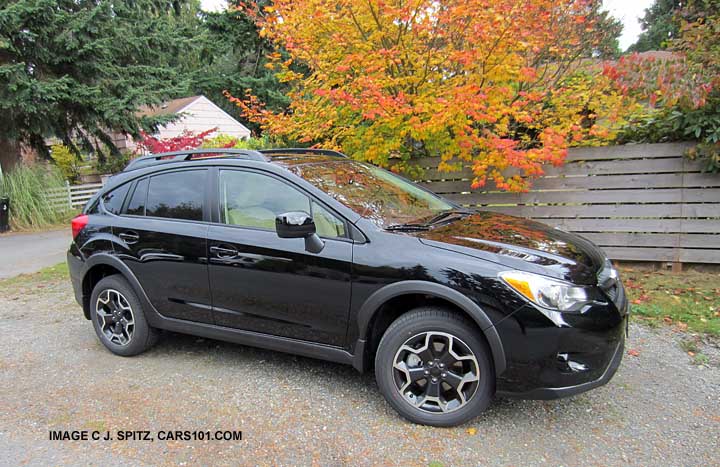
left=499, top=271, right=594, bottom=313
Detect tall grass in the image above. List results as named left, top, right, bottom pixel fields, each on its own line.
left=0, top=164, right=73, bottom=230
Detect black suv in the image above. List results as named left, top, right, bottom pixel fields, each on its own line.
left=68, top=148, right=628, bottom=426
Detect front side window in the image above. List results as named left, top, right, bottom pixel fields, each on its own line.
left=219, top=170, right=345, bottom=238
left=288, top=161, right=453, bottom=228
left=311, top=200, right=346, bottom=238
left=145, top=170, right=206, bottom=221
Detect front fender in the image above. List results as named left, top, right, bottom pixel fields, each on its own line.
left=354, top=280, right=506, bottom=375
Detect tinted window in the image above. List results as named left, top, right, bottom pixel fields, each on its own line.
left=86, top=199, right=100, bottom=215
left=289, top=161, right=453, bottom=228
left=219, top=170, right=345, bottom=238
left=102, top=183, right=130, bottom=215
left=311, top=200, right=346, bottom=238
left=146, top=170, right=206, bottom=221
left=125, top=178, right=148, bottom=216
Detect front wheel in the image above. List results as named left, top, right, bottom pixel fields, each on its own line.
left=375, top=308, right=494, bottom=426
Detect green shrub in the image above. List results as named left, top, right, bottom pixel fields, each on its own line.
left=0, top=164, right=73, bottom=230
left=49, top=144, right=81, bottom=182
left=94, top=152, right=132, bottom=174
left=200, top=134, right=279, bottom=150
left=617, top=94, right=720, bottom=173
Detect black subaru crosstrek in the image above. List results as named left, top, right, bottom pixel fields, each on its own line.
left=68, top=148, right=628, bottom=426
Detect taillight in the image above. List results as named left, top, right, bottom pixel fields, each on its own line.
left=71, top=214, right=89, bottom=239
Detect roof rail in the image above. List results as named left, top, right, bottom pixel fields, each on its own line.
left=259, top=148, right=348, bottom=158
left=123, top=149, right=267, bottom=172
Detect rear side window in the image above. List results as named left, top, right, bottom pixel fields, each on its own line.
left=125, top=178, right=148, bottom=216
left=102, top=183, right=131, bottom=215
left=145, top=170, right=206, bottom=221
left=86, top=200, right=100, bottom=215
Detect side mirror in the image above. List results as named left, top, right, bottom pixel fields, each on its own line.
left=275, top=211, right=324, bottom=253
left=276, top=211, right=315, bottom=238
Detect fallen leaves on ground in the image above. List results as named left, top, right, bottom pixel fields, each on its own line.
left=632, top=294, right=651, bottom=305
left=622, top=268, right=719, bottom=336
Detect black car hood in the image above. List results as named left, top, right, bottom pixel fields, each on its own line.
left=412, top=211, right=605, bottom=285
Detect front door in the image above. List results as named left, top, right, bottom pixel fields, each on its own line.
left=113, top=169, right=213, bottom=323
left=207, top=168, right=352, bottom=346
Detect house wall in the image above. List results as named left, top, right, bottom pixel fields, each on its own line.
left=158, top=96, right=251, bottom=141
left=112, top=96, right=252, bottom=153
left=111, top=133, right=135, bottom=152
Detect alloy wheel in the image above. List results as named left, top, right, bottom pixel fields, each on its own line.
left=95, top=289, right=135, bottom=346
left=392, top=331, right=480, bottom=413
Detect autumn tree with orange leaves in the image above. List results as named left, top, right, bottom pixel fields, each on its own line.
left=228, top=0, right=632, bottom=191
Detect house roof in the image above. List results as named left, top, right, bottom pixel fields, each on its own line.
left=633, top=50, right=678, bottom=61
left=569, top=50, right=681, bottom=74
left=136, top=95, right=203, bottom=118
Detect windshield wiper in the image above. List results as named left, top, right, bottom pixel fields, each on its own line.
left=385, top=210, right=471, bottom=231
left=421, top=209, right=472, bottom=226
left=385, top=223, right=431, bottom=231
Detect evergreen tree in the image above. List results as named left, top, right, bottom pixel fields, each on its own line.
left=0, top=0, right=202, bottom=169
left=190, top=2, right=290, bottom=134
left=628, top=0, right=683, bottom=52
left=594, top=6, right=624, bottom=58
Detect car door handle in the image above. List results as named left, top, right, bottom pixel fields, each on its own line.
left=118, top=231, right=140, bottom=244
left=210, top=245, right=239, bottom=258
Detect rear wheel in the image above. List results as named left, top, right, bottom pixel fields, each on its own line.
left=375, top=308, right=494, bottom=426
left=90, top=275, right=158, bottom=356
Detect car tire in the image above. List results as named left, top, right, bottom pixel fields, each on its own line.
left=375, top=307, right=495, bottom=427
left=90, top=275, right=158, bottom=357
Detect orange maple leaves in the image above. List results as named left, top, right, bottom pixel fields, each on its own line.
left=230, top=0, right=630, bottom=191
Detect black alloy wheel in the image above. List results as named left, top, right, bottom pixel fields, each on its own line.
left=375, top=308, right=494, bottom=426
left=392, top=331, right=481, bottom=413
left=95, top=288, right=135, bottom=346
left=90, top=275, right=158, bottom=357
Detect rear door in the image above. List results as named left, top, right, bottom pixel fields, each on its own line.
left=112, top=169, right=213, bottom=323
left=206, top=168, right=353, bottom=346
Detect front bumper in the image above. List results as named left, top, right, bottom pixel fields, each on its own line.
left=496, top=331, right=624, bottom=399
left=494, top=295, right=628, bottom=400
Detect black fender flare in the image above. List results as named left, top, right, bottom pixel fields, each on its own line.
left=80, top=253, right=162, bottom=326
left=355, top=280, right=506, bottom=375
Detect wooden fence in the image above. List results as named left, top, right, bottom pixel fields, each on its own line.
left=411, top=142, right=720, bottom=264
left=42, top=142, right=720, bottom=264
left=48, top=181, right=104, bottom=210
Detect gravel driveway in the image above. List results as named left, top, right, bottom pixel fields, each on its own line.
left=1, top=272, right=718, bottom=467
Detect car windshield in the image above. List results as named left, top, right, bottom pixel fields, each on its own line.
left=288, top=161, right=455, bottom=228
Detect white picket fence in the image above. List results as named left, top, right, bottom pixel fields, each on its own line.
left=48, top=181, right=104, bottom=210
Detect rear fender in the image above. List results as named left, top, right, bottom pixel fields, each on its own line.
left=80, top=253, right=163, bottom=327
